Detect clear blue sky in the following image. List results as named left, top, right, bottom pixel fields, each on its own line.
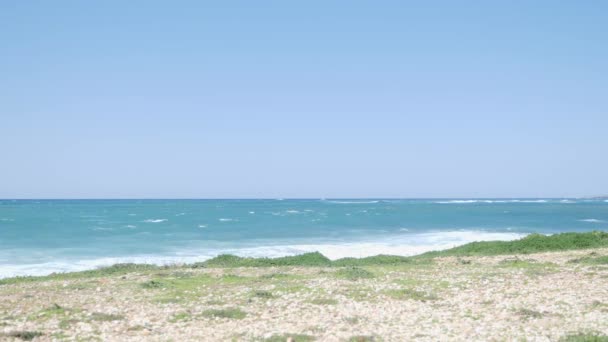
left=1, top=1, right=606, bottom=198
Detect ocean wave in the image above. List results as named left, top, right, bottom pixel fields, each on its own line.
left=0, top=230, right=524, bottom=278
left=579, top=219, right=605, bottom=223
left=91, top=227, right=114, bottom=231
left=198, top=225, right=207, bottom=228
left=143, top=219, right=168, bottom=223
left=219, top=218, right=236, bottom=222
left=436, top=199, right=549, bottom=204
left=124, top=225, right=137, bottom=229
left=325, top=200, right=379, bottom=204
left=436, top=200, right=479, bottom=204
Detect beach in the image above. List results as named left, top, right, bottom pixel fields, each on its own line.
left=2, top=246, right=608, bottom=341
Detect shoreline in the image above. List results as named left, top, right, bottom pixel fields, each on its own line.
left=2, top=231, right=605, bottom=282
left=0, top=230, right=528, bottom=279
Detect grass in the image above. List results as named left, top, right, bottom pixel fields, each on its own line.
left=385, top=288, right=438, bottom=301
left=335, top=267, right=375, bottom=280
left=516, top=308, right=544, bottom=320
left=201, top=308, right=246, bottom=320
left=0, top=263, right=160, bottom=286
left=260, top=333, right=316, bottom=342
left=309, top=298, right=338, bottom=305
left=141, top=280, right=165, bottom=289
left=560, top=333, right=608, bottom=341
left=569, top=256, right=608, bottom=265
left=89, top=312, right=124, bottom=321
left=169, top=312, right=191, bottom=323
left=252, top=290, right=274, bottom=298
left=420, top=231, right=608, bottom=257
left=348, top=336, right=380, bottom=342
left=0, top=331, right=44, bottom=341
left=200, top=252, right=332, bottom=267
left=36, top=303, right=68, bottom=319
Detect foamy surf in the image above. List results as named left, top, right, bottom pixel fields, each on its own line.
left=0, top=231, right=524, bottom=278
left=579, top=219, right=605, bottom=223
left=436, top=199, right=549, bottom=204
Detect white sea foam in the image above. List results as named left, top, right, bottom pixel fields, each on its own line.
left=143, top=219, right=167, bottom=223
left=436, top=199, right=549, bottom=204
left=92, top=227, right=114, bottom=231
left=249, top=211, right=255, bottom=214
left=579, top=219, right=605, bottom=223
left=198, top=225, right=207, bottom=228
left=0, top=230, right=525, bottom=278
left=175, top=213, right=186, bottom=216
left=435, top=200, right=479, bottom=204
left=219, top=218, right=236, bottom=222
left=125, top=225, right=137, bottom=229
left=326, top=200, right=379, bottom=204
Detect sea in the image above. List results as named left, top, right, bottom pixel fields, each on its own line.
left=1, top=198, right=607, bottom=278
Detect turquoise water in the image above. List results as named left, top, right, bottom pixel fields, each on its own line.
left=1, top=199, right=607, bottom=277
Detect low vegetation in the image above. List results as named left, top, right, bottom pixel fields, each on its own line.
left=385, top=288, right=438, bottom=301
left=560, top=332, right=608, bottom=341
left=335, top=267, right=375, bottom=280
left=420, top=231, right=608, bottom=257
left=201, top=308, right=246, bottom=319
left=0, top=331, right=44, bottom=341
left=260, top=333, right=316, bottom=342
left=569, top=255, right=608, bottom=265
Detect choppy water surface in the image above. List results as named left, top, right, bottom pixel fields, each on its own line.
left=1, top=199, right=607, bottom=277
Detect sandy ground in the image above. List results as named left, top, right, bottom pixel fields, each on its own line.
left=1, top=248, right=608, bottom=341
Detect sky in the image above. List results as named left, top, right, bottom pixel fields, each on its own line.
left=1, top=1, right=607, bottom=199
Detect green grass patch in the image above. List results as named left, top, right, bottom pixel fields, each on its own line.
left=385, top=288, right=438, bottom=301
left=36, top=303, right=69, bottom=319
left=252, top=290, right=274, bottom=299
left=89, top=312, right=124, bottom=322
left=516, top=308, right=543, bottom=319
left=348, top=336, right=380, bottom=342
left=420, top=231, right=608, bottom=257
left=0, top=263, right=160, bottom=286
left=569, top=256, right=608, bottom=265
left=335, top=267, right=375, bottom=280
left=260, top=333, right=316, bottom=342
left=201, top=308, right=246, bottom=320
left=560, top=332, right=608, bottom=341
left=333, top=255, right=415, bottom=267
left=201, top=252, right=332, bottom=267
left=309, top=298, right=338, bottom=305
left=0, top=331, right=44, bottom=341
left=169, top=312, right=191, bottom=323
left=141, top=280, right=165, bottom=289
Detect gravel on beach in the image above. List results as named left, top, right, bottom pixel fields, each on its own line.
left=2, top=249, right=608, bottom=341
